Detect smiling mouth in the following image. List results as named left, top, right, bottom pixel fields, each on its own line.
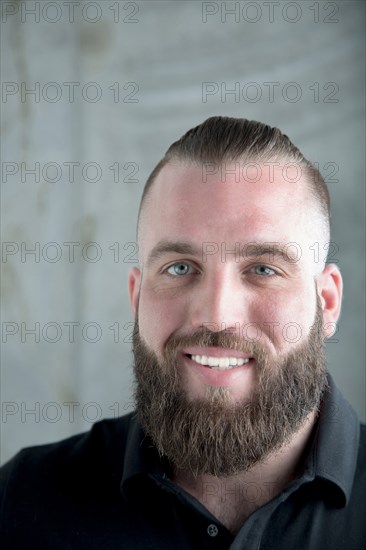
left=185, top=354, right=253, bottom=371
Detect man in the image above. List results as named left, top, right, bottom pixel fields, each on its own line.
left=0, top=116, right=365, bottom=549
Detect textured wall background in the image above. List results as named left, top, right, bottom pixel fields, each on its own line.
left=1, top=0, right=365, bottom=464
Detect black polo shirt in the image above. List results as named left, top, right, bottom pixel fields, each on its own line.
left=0, top=375, right=365, bottom=549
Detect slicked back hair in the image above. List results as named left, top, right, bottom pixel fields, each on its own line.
left=137, top=116, right=330, bottom=243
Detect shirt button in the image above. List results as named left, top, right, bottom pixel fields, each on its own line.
left=207, top=524, right=219, bottom=537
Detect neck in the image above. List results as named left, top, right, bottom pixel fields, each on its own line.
left=171, top=409, right=318, bottom=535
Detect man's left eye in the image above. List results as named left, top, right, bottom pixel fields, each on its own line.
left=252, top=265, right=276, bottom=277
left=166, top=262, right=193, bottom=276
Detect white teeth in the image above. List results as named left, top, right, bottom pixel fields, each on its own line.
left=190, top=354, right=250, bottom=370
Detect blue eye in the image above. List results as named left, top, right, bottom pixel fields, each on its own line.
left=166, top=262, right=193, bottom=276
left=253, top=265, right=276, bottom=277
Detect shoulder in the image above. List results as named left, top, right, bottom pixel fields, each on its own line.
left=0, top=413, right=151, bottom=548
left=0, top=412, right=135, bottom=503
left=347, top=421, right=366, bottom=512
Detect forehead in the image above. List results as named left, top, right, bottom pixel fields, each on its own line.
left=139, top=161, right=312, bottom=260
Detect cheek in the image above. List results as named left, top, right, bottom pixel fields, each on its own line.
left=137, top=286, right=187, bottom=354
left=254, top=289, right=316, bottom=351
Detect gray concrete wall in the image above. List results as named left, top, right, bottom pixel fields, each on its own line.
left=1, top=0, right=365, bottom=464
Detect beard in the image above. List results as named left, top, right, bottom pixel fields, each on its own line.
left=132, top=296, right=327, bottom=478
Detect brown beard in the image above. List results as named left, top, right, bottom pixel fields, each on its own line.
left=132, top=296, right=327, bottom=477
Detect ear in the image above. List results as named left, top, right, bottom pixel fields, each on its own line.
left=316, top=264, right=343, bottom=339
left=128, top=267, right=141, bottom=318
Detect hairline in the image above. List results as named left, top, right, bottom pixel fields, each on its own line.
left=137, top=155, right=330, bottom=251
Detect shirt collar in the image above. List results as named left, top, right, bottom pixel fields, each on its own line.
left=120, top=412, right=171, bottom=502
left=120, top=375, right=360, bottom=507
left=307, top=373, right=360, bottom=506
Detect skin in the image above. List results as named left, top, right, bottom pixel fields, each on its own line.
left=128, top=160, right=343, bottom=531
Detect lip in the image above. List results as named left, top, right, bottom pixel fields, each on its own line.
left=183, top=346, right=253, bottom=360
left=181, top=352, right=255, bottom=387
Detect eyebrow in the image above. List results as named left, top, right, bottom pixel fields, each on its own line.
left=146, top=240, right=301, bottom=268
left=237, top=244, right=302, bottom=271
left=244, top=244, right=298, bottom=263
left=146, top=240, right=203, bottom=268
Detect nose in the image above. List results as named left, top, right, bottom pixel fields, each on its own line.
left=189, top=268, right=249, bottom=333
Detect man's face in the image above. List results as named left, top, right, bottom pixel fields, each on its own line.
left=134, top=161, right=322, bottom=400
left=128, top=160, right=340, bottom=476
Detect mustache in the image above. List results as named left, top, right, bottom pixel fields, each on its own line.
left=164, top=327, right=268, bottom=362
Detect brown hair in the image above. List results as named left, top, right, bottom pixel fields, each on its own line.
left=138, top=116, right=330, bottom=238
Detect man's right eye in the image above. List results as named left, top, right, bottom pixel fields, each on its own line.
left=166, top=262, right=193, bottom=277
